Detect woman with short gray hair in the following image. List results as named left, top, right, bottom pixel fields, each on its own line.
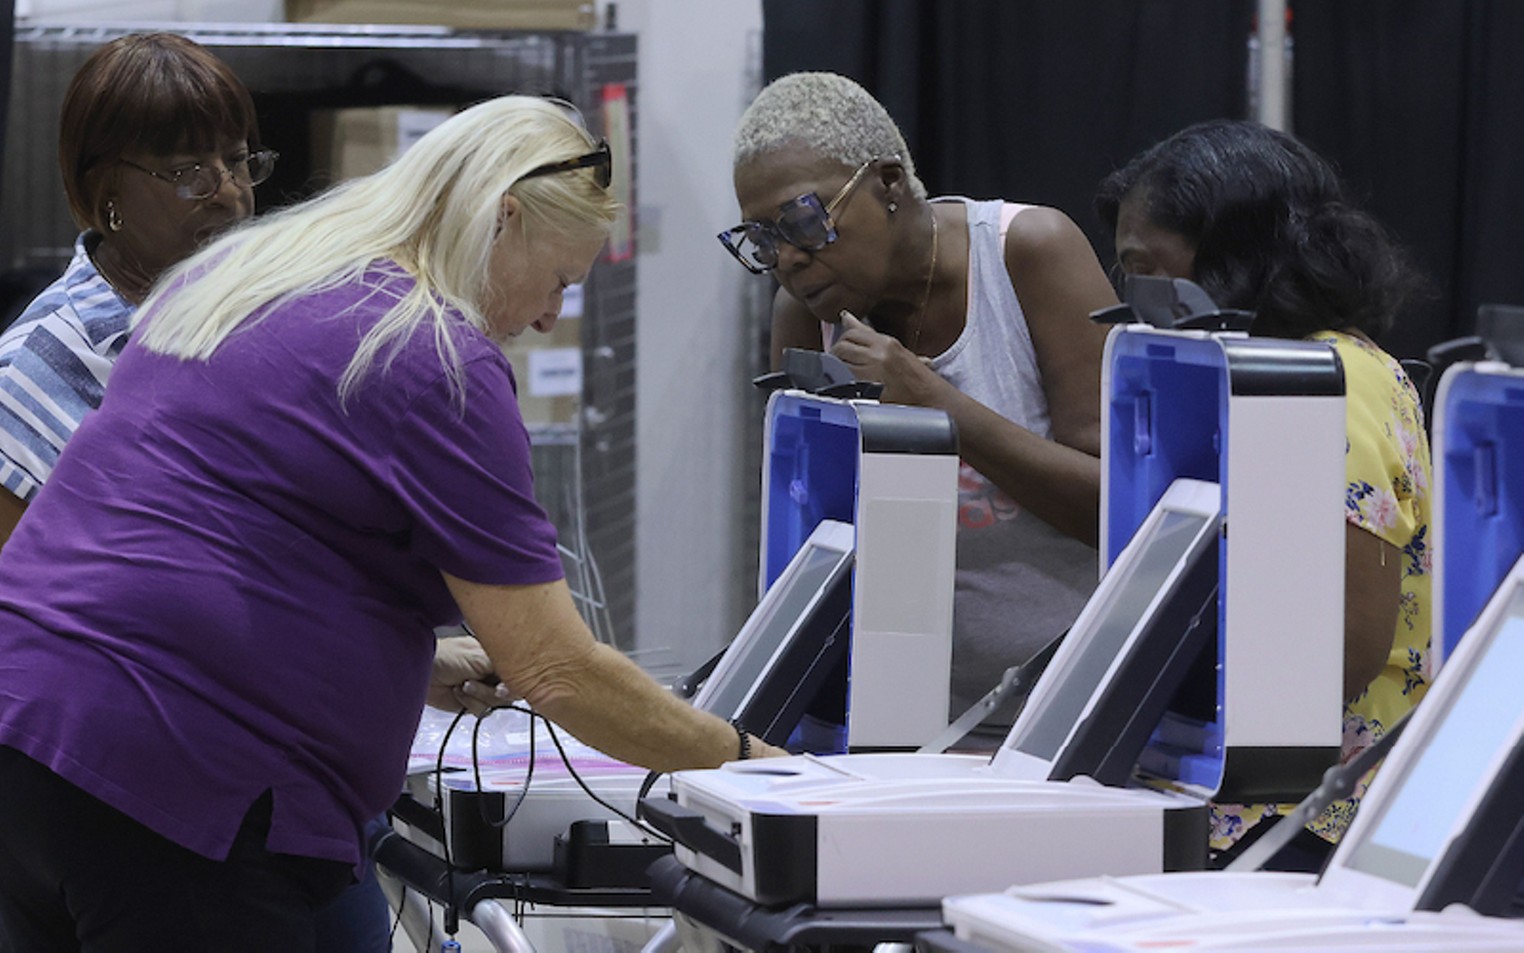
left=721, top=72, right=1118, bottom=732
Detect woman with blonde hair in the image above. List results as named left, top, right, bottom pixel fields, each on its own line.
left=0, top=95, right=779, bottom=950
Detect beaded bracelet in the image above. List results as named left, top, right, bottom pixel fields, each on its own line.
left=730, top=718, right=752, bottom=760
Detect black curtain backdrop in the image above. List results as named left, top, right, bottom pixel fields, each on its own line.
left=1293, top=0, right=1524, bottom=359
left=1, top=0, right=14, bottom=197
left=761, top=0, right=1524, bottom=360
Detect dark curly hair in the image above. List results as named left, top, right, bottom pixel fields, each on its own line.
left=1095, top=120, right=1421, bottom=340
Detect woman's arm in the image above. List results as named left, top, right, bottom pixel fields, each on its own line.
left=443, top=573, right=783, bottom=771
left=945, top=207, right=1117, bottom=544
left=829, top=207, right=1115, bottom=545
left=1003, top=206, right=1117, bottom=457
left=830, top=312, right=1105, bottom=544
left=911, top=376, right=1105, bottom=544
left=1343, top=522, right=1401, bottom=701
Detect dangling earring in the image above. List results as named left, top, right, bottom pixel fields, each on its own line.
left=106, top=201, right=123, bottom=233
left=887, top=202, right=898, bottom=213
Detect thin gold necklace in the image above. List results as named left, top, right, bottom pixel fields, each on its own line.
left=88, top=241, right=150, bottom=304
left=908, top=209, right=940, bottom=355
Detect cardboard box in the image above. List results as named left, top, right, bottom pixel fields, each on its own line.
left=501, top=286, right=585, bottom=428
left=310, top=105, right=455, bottom=183
left=285, top=0, right=597, bottom=31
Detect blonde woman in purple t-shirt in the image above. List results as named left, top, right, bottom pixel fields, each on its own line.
left=0, top=33, right=496, bottom=951
left=0, top=95, right=783, bottom=950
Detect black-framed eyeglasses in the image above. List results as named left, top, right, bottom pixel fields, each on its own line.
left=717, top=156, right=881, bottom=274
left=521, top=139, right=613, bottom=190
left=119, top=149, right=279, bottom=201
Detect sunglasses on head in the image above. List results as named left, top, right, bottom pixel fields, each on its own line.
left=522, top=138, right=613, bottom=190
left=717, top=156, right=881, bottom=274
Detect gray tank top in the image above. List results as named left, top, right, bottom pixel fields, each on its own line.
left=929, top=197, right=1099, bottom=723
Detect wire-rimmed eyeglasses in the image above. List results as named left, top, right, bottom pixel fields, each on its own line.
left=119, top=149, right=279, bottom=201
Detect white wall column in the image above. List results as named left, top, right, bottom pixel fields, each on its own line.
left=619, top=0, right=764, bottom=670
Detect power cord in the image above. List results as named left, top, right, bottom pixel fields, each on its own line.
left=388, top=882, right=406, bottom=947
left=533, top=709, right=672, bottom=844
left=432, top=709, right=470, bottom=941
left=412, top=699, right=675, bottom=948
left=470, top=702, right=536, bottom=829
left=461, top=701, right=672, bottom=844
left=637, top=769, right=665, bottom=808
left=386, top=884, right=445, bottom=953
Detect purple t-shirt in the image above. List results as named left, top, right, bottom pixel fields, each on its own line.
left=0, top=262, right=564, bottom=866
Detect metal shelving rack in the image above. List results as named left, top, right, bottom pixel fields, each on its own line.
left=2, top=21, right=640, bottom=648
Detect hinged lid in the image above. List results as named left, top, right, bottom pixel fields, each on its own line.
left=760, top=390, right=956, bottom=587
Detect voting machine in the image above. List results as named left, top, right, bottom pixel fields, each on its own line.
left=642, top=285, right=1350, bottom=919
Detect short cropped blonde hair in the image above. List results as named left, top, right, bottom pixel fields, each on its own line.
left=733, top=72, right=926, bottom=199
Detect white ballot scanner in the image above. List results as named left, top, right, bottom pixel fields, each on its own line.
left=936, top=352, right=1524, bottom=951
left=403, top=393, right=960, bottom=876
left=643, top=311, right=1350, bottom=914
left=937, top=554, right=1524, bottom=951
left=409, top=516, right=856, bottom=874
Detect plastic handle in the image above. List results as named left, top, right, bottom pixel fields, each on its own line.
left=637, top=797, right=743, bottom=873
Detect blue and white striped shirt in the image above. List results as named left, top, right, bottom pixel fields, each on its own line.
left=0, top=234, right=132, bottom=501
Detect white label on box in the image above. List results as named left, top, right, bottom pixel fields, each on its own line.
left=527, top=348, right=583, bottom=397
left=394, top=110, right=451, bottom=157
left=559, top=283, right=584, bottom=319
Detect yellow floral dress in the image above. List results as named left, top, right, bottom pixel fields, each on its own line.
left=1210, top=331, right=1434, bottom=853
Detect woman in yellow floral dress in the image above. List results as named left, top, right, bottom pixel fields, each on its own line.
left=1095, top=119, right=1432, bottom=871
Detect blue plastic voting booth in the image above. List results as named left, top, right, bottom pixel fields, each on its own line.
left=1434, top=360, right=1524, bottom=662
left=760, top=391, right=960, bottom=751
left=936, top=342, right=1524, bottom=953
left=1102, top=324, right=1346, bottom=801
left=642, top=289, right=1358, bottom=932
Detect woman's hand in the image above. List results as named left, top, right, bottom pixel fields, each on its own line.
left=426, top=634, right=514, bottom=716
left=830, top=310, right=947, bottom=405
left=444, top=574, right=787, bottom=773
left=750, top=737, right=790, bottom=759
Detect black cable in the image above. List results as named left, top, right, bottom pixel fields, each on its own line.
left=384, top=880, right=455, bottom=950
left=637, top=769, right=665, bottom=807
left=411, top=697, right=678, bottom=933
left=466, top=702, right=672, bottom=845
left=534, top=710, right=672, bottom=844
left=472, top=702, right=536, bottom=829
left=433, top=709, right=470, bottom=938
left=388, top=881, right=406, bottom=947
left=1225, top=712, right=1413, bottom=872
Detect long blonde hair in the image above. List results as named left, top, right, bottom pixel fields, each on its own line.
left=135, top=95, right=617, bottom=403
